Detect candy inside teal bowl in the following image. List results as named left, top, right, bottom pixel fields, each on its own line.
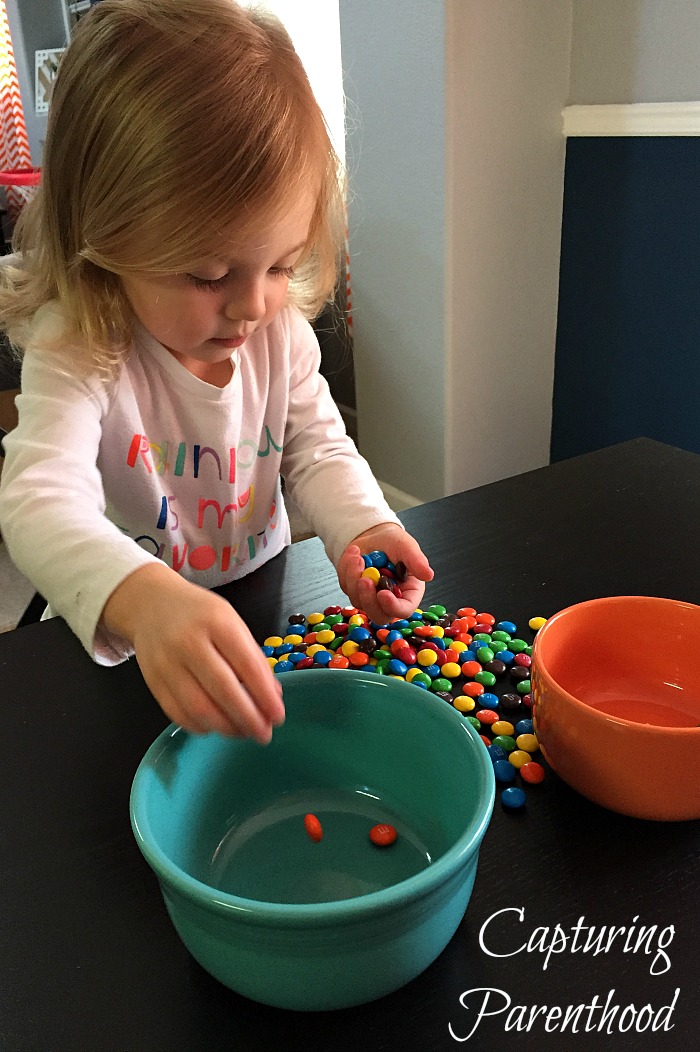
left=130, top=669, right=495, bottom=1011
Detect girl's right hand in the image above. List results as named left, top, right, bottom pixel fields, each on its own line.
left=102, top=565, right=285, bottom=743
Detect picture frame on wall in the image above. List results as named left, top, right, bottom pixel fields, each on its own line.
left=34, top=48, right=65, bottom=115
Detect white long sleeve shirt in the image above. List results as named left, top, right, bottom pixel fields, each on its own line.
left=0, top=302, right=399, bottom=663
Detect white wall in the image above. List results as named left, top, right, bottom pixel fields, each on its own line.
left=341, top=0, right=572, bottom=503
left=340, top=1, right=447, bottom=502
left=445, top=1, right=572, bottom=495
left=569, top=0, right=700, bottom=105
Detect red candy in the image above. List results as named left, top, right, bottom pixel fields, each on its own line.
left=520, top=761, right=545, bottom=784
left=304, top=814, right=323, bottom=842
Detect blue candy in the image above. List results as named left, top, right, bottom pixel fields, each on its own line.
left=273, top=660, right=295, bottom=674
left=493, top=759, right=516, bottom=783
left=496, top=620, right=518, bottom=635
left=515, top=718, right=534, bottom=736
left=501, top=787, right=527, bottom=810
left=479, top=693, right=500, bottom=710
left=348, top=626, right=372, bottom=642
left=487, top=744, right=507, bottom=762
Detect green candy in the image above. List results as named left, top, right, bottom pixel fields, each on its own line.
left=492, top=734, right=517, bottom=752
left=489, top=640, right=508, bottom=653
left=516, top=679, right=531, bottom=695
left=491, top=630, right=511, bottom=642
left=475, top=670, right=497, bottom=688
left=428, top=604, right=447, bottom=617
left=476, top=646, right=495, bottom=664
left=466, top=716, right=481, bottom=729
left=411, top=672, right=432, bottom=688
left=431, top=677, right=452, bottom=693
left=509, top=639, right=528, bottom=654
left=473, top=633, right=491, bottom=644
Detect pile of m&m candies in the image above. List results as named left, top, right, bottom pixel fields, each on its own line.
left=261, top=579, right=549, bottom=813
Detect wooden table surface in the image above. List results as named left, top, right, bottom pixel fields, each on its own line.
left=1, top=438, right=698, bottom=1051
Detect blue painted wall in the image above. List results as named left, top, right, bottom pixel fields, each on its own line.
left=551, top=136, right=700, bottom=461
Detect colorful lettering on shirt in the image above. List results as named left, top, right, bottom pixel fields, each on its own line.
left=126, top=429, right=284, bottom=479
left=197, top=486, right=254, bottom=529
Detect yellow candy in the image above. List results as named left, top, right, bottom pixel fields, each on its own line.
left=441, top=662, right=461, bottom=679
left=266, top=656, right=278, bottom=668
left=341, top=640, right=359, bottom=657
left=491, top=720, right=515, bottom=737
left=450, top=640, right=469, bottom=654
left=348, top=614, right=365, bottom=626
left=405, top=667, right=423, bottom=682
left=306, top=644, right=327, bottom=657
left=417, top=650, right=436, bottom=666
left=516, top=733, right=539, bottom=753
left=361, top=566, right=381, bottom=584
left=529, top=616, right=547, bottom=631
left=453, top=696, right=476, bottom=713
left=307, top=612, right=325, bottom=626
left=316, top=629, right=336, bottom=644
left=431, top=626, right=445, bottom=637
left=508, top=750, right=531, bottom=769
left=263, top=636, right=284, bottom=648
left=283, top=633, right=303, bottom=646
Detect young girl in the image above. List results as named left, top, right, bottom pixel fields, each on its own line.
left=0, top=0, right=433, bottom=743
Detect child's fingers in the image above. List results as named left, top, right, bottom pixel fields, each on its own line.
left=194, top=641, right=284, bottom=743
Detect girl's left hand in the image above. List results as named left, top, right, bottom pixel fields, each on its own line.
left=337, top=522, right=434, bottom=624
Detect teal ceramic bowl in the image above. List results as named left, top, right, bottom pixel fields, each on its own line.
left=130, top=669, right=495, bottom=1011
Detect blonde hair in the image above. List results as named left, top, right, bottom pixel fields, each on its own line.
left=0, top=0, right=346, bottom=371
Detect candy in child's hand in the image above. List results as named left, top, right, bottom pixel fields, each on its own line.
left=362, top=552, right=403, bottom=596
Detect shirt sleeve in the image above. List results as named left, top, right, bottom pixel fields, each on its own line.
left=0, top=343, right=159, bottom=665
left=279, top=309, right=402, bottom=565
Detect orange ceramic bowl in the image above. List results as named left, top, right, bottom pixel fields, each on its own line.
left=531, top=596, right=700, bottom=821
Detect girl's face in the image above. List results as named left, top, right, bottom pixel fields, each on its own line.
left=119, top=192, right=316, bottom=384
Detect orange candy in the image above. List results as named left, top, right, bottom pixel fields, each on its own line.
left=369, top=823, right=397, bottom=847
left=461, top=659, right=482, bottom=679
left=462, top=681, right=485, bottom=698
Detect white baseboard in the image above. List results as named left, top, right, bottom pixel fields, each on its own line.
left=563, top=101, right=700, bottom=137
left=378, top=480, right=423, bottom=513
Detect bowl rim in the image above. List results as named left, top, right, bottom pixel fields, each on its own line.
left=130, top=669, right=496, bottom=924
left=533, top=595, right=700, bottom=735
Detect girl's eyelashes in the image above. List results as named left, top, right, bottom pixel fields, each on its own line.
left=187, top=274, right=226, bottom=291
left=186, top=265, right=295, bottom=291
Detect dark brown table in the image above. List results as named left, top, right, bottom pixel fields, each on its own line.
left=1, top=438, right=698, bottom=1051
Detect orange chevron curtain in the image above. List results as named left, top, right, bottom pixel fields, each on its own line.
left=0, top=0, right=32, bottom=223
